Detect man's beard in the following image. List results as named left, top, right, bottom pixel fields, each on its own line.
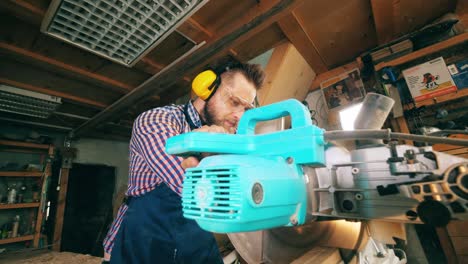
left=202, top=99, right=236, bottom=134
left=202, top=99, right=217, bottom=126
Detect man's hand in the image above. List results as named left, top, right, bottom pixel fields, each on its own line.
left=180, top=125, right=227, bottom=170
left=193, top=125, right=227, bottom=133
left=181, top=156, right=200, bottom=170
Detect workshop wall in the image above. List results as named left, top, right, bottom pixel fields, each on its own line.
left=73, top=138, right=129, bottom=198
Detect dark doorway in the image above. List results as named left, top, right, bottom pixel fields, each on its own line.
left=60, top=163, right=115, bottom=257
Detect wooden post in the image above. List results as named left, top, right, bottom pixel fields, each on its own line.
left=33, top=145, right=53, bottom=248
left=258, top=42, right=316, bottom=106
left=52, top=167, right=70, bottom=251
left=255, top=42, right=315, bottom=132
left=436, top=227, right=459, bottom=264
left=395, top=116, right=413, bottom=145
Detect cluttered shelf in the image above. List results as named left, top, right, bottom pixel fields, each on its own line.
left=0, top=139, right=52, bottom=249
left=0, top=171, right=43, bottom=177
left=0, top=203, right=40, bottom=210
left=0, top=235, right=34, bottom=245
left=404, top=88, right=468, bottom=109
left=375, top=33, right=468, bottom=71
left=0, top=140, right=50, bottom=150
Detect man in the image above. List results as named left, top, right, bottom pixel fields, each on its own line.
left=103, top=57, right=265, bottom=264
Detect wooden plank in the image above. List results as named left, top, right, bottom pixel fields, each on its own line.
left=398, top=0, right=457, bottom=37
left=395, top=116, right=413, bottom=145
left=371, top=0, right=456, bottom=45
left=0, top=148, right=47, bottom=155
left=52, top=168, right=70, bottom=251
left=436, top=227, right=459, bottom=264
left=414, top=89, right=468, bottom=108
left=139, top=57, right=164, bottom=72
left=293, top=0, right=377, bottom=67
left=452, top=237, right=468, bottom=256
left=1, top=13, right=151, bottom=86
left=0, top=43, right=133, bottom=94
left=445, top=148, right=468, bottom=156
left=433, top=135, right=468, bottom=152
left=310, top=61, right=360, bottom=90
left=0, top=235, right=34, bottom=245
left=370, top=0, right=396, bottom=45
left=0, top=172, right=43, bottom=177
left=177, top=18, right=213, bottom=43
left=259, top=42, right=315, bottom=106
left=0, top=42, right=159, bottom=101
left=457, top=0, right=468, bottom=30
left=458, top=255, right=468, bottom=264
left=2, top=0, right=168, bottom=79
left=0, top=203, right=40, bottom=210
left=233, top=23, right=286, bottom=62
left=0, top=57, right=120, bottom=106
left=375, top=33, right=468, bottom=71
left=291, top=247, right=342, bottom=264
left=447, top=221, right=468, bottom=237
left=277, top=12, right=328, bottom=74
left=0, top=139, right=49, bottom=149
left=71, top=0, right=307, bottom=136
left=197, top=0, right=304, bottom=47
left=193, top=0, right=280, bottom=34
left=34, top=159, right=52, bottom=248
left=0, top=78, right=107, bottom=109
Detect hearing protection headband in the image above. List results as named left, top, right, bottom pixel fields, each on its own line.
left=191, top=62, right=241, bottom=101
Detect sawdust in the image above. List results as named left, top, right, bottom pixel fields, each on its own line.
left=1, top=251, right=102, bottom=264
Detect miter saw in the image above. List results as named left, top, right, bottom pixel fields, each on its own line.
left=166, top=93, right=468, bottom=263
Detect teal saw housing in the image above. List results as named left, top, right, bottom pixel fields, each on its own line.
left=166, top=99, right=326, bottom=233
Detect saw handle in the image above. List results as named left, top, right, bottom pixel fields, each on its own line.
left=237, top=99, right=312, bottom=135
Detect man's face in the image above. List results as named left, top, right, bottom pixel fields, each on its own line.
left=203, top=71, right=256, bottom=134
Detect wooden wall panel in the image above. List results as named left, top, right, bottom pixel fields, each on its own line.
left=278, top=12, right=328, bottom=74
left=259, top=42, right=316, bottom=106
left=143, top=31, right=196, bottom=66
left=0, top=58, right=120, bottom=106
left=294, top=0, right=377, bottom=68
left=397, top=0, right=457, bottom=35
left=457, top=0, right=468, bottom=29
left=233, top=23, right=286, bottom=62
left=192, top=0, right=274, bottom=34
left=371, top=0, right=457, bottom=45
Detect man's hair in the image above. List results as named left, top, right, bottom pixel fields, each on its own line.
left=209, top=56, right=265, bottom=90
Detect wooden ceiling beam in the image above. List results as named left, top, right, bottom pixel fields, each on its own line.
left=277, top=12, right=328, bottom=74
left=0, top=78, right=107, bottom=109
left=71, top=0, right=306, bottom=137
left=309, top=60, right=360, bottom=91
left=0, top=42, right=161, bottom=100
left=371, top=0, right=458, bottom=45
left=177, top=18, right=213, bottom=44
left=370, top=0, right=397, bottom=45
left=1, top=43, right=128, bottom=93
left=232, top=23, right=287, bottom=62
left=2, top=0, right=170, bottom=80
left=0, top=57, right=123, bottom=105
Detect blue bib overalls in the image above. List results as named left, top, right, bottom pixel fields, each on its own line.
left=110, top=183, right=223, bottom=264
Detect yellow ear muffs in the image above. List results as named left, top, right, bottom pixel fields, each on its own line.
left=192, top=70, right=220, bottom=100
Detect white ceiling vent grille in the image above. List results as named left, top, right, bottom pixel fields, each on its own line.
left=0, top=85, right=62, bottom=119
left=41, top=0, right=208, bottom=66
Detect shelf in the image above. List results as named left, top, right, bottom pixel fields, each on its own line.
left=414, top=88, right=468, bottom=107
left=0, top=203, right=40, bottom=210
left=375, top=33, right=468, bottom=71
left=0, top=235, right=34, bottom=245
left=0, top=171, right=43, bottom=177
left=0, top=140, right=50, bottom=150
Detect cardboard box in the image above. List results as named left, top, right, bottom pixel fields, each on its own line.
left=402, top=57, right=457, bottom=102
left=447, top=59, right=468, bottom=89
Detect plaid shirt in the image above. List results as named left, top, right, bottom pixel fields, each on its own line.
left=103, top=101, right=202, bottom=254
